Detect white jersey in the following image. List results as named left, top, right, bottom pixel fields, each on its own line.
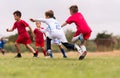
left=35, top=18, right=68, bottom=44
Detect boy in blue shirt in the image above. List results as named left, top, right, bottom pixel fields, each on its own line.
left=0, top=37, right=8, bottom=55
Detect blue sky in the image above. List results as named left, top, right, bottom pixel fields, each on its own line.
left=0, top=0, right=120, bottom=39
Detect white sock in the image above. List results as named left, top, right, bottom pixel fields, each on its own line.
left=72, top=35, right=80, bottom=42
left=72, top=33, right=83, bottom=42
left=80, top=45, right=86, bottom=52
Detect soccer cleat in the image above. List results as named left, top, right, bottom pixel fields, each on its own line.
left=75, top=44, right=82, bottom=54
left=33, top=53, right=38, bottom=57
left=79, top=51, right=87, bottom=60
left=47, top=50, right=53, bottom=58
left=1, top=50, right=5, bottom=55
left=15, top=53, right=22, bottom=58
left=63, top=55, right=67, bottom=58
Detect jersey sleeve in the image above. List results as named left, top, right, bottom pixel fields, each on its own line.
left=22, top=20, right=29, bottom=27
left=40, top=27, right=46, bottom=33
left=34, top=28, right=37, bottom=34
left=35, top=18, right=48, bottom=24
left=66, top=16, right=73, bottom=24
left=12, top=22, right=17, bottom=30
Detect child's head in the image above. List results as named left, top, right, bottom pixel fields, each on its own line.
left=45, top=10, right=56, bottom=19
left=13, top=10, right=22, bottom=21
left=36, top=22, right=41, bottom=28
left=69, top=5, right=78, bottom=15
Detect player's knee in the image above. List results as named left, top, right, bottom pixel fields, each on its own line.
left=25, top=44, right=29, bottom=48
left=15, top=43, right=18, bottom=46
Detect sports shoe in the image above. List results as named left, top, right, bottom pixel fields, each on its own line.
left=33, top=53, right=38, bottom=57
left=1, top=50, right=5, bottom=55
left=47, top=49, right=53, bottom=58
left=15, top=53, right=22, bottom=58
left=75, top=44, right=82, bottom=54
left=63, top=55, right=67, bottom=58
left=79, top=51, right=87, bottom=60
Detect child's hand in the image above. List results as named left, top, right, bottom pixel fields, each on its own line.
left=30, top=18, right=35, bottom=22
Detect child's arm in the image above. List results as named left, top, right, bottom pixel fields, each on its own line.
left=6, top=28, right=14, bottom=32
left=30, top=18, right=47, bottom=23
left=61, top=22, right=68, bottom=27
left=28, top=26, right=34, bottom=38
left=43, top=33, right=46, bottom=38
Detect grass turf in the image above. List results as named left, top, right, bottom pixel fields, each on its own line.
left=0, top=53, right=120, bottom=78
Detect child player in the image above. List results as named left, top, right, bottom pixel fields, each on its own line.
left=0, top=37, right=8, bottom=55
left=30, top=10, right=67, bottom=58
left=62, top=5, right=92, bottom=60
left=6, top=10, right=37, bottom=58
left=34, top=22, right=47, bottom=56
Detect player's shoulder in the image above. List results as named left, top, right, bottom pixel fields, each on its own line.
left=20, top=20, right=28, bottom=23
left=40, top=27, right=44, bottom=29
left=34, top=28, right=38, bottom=31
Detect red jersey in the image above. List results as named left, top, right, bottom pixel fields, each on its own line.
left=66, top=12, right=92, bottom=34
left=12, top=20, right=31, bottom=44
left=34, top=28, right=44, bottom=47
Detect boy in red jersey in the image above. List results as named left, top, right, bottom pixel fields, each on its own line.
left=34, top=22, right=47, bottom=56
left=6, top=10, right=37, bottom=58
left=62, top=5, right=92, bottom=60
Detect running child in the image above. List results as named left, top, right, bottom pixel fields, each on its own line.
left=33, top=22, right=47, bottom=56
left=61, top=5, right=92, bottom=60
left=30, top=10, right=67, bottom=58
left=0, top=37, right=8, bottom=55
left=6, top=10, right=37, bottom=58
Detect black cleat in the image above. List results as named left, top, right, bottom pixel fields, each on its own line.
left=1, top=51, right=5, bottom=55
left=63, top=55, right=67, bottom=58
left=33, top=53, right=38, bottom=57
left=79, top=51, right=87, bottom=60
left=15, top=53, right=22, bottom=58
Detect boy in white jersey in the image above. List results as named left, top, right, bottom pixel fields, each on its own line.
left=30, top=10, right=67, bottom=58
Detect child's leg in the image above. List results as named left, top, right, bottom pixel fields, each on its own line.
left=41, top=47, right=47, bottom=56
left=35, top=46, right=39, bottom=55
left=15, top=42, right=22, bottom=57
left=15, top=42, right=20, bottom=53
left=1, top=49, right=5, bottom=55
left=58, top=45, right=67, bottom=58
left=25, top=44, right=37, bottom=57
left=72, top=33, right=83, bottom=42
left=79, top=40, right=87, bottom=60
left=46, top=37, right=53, bottom=58
left=62, top=42, right=74, bottom=50
left=80, top=40, right=87, bottom=52
left=25, top=44, right=36, bottom=53
left=62, top=42, right=82, bottom=54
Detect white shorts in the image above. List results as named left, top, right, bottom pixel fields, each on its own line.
left=47, top=30, right=68, bottom=45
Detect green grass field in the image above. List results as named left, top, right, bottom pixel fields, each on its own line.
left=0, top=52, right=120, bottom=78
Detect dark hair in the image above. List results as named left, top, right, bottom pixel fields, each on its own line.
left=69, top=5, right=78, bottom=13
left=45, top=10, right=56, bottom=19
left=13, top=10, right=22, bottom=17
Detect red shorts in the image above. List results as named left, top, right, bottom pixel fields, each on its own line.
left=16, top=33, right=31, bottom=44
left=74, top=31, right=91, bottom=40
left=35, top=41, right=44, bottom=47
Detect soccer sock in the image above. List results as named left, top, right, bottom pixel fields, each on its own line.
left=72, top=35, right=80, bottom=42
left=42, top=49, right=47, bottom=56
left=60, top=48, right=66, bottom=57
left=72, top=34, right=83, bottom=42
left=80, top=45, right=87, bottom=52
left=36, top=50, right=39, bottom=55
